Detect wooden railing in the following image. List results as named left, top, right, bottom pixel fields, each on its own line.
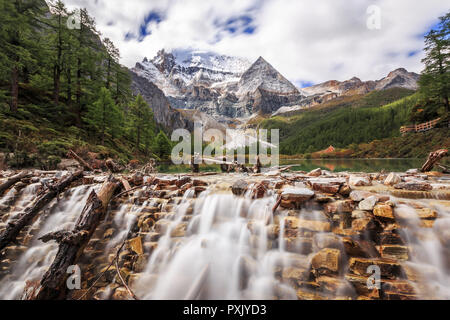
left=400, top=118, right=441, bottom=134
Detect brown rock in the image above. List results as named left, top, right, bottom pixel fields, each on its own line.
left=311, top=248, right=341, bottom=274
left=128, top=236, right=143, bottom=255
left=232, top=179, right=249, bottom=196
left=307, top=168, right=322, bottom=177
left=324, top=200, right=354, bottom=215
left=373, top=204, right=395, bottom=219
left=311, top=182, right=340, bottom=194
left=379, top=245, right=409, bottom=261
left=348, top=257, right=403, bottom=279
left=112, top=287, right=130, bottom=300
left=394, top=182, right=432, bottom=191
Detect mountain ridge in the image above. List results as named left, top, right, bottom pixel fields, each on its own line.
left=130, top=49, right=420, bottom=127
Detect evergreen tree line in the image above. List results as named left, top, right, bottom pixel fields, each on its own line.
left=0, top=0, right=173, bottom=166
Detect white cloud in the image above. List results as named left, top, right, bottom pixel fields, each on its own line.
left=61, top=0, right=449, bottom=84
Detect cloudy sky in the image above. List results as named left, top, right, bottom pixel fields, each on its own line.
left=60, top=0, right=449, bottom=87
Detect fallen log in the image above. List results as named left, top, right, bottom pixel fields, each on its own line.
left=0, top=171, right=31, bottom=196
left=106, top=159, right=124, bottom=173
left=0, top=170, right=83, bottom=252
left=33, top=175, right=120, bottom=300
left=67, top=150, right=93, bottom=171
left=421, top=149, right=448, bottom=172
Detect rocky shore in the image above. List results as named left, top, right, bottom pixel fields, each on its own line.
left=0, top=167, right=449, bottom=300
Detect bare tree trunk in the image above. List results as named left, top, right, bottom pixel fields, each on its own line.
left=0, top=171, right=83, bottom=252
left=33, top=175, right=120, bottom=300
left=421, top=149, right=448, bottom=172
left=0, top=171, right=31, bottom=196
left=67, top=150, right=93, bottom=171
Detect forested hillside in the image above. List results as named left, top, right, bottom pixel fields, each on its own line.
left=0, top=0, right=170, bottom=169
left=262, top=88, right=419, bottom=154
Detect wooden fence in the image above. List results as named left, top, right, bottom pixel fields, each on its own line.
left=400, top=118, right=441, bottom=135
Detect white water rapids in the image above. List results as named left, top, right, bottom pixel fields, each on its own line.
left=0, top=174, right=449, bottom=300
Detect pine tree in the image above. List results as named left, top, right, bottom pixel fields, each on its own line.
left=128, top=94, right=154, bottom=152
left=48, top=0, right=69, bottom=105
left=419, top=11, right=450, bottom=113
left=103, top=38, right=119, bottom=90
left=0, top=0, right=45, bottom=112
left=154, top=130, right=172, bottom=160
left=84, top=87, right=122, bottom=145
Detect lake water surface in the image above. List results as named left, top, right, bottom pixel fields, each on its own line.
left=157, top=158, right=429, bottom=173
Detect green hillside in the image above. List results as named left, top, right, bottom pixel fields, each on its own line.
left=261, top=88, right=419, bottom=155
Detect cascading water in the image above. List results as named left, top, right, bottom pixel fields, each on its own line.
left=0, top=171, right=449, bottom=300
left=0, top=184, right=94, bottom=299
left=134, top=188, right=298, bottom=300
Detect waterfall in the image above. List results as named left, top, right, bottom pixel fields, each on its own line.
left=0, top=171, right=449, bottom=300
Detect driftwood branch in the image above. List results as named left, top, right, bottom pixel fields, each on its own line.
left=77, top=239, right=127, bottom=300
left=114, top=253, right=139, bottom=300
left=33, top=175, right=120, bottom=300
left=67, top=150, right=93, bottom=171
left=0, top=171, right=31, bottom=196
left=421, top=149, right=448, bottom=172
left=0, top=170, right=83, bottom=252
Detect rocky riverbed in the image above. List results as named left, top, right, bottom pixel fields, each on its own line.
left=0, top=167, right=449, bottom=300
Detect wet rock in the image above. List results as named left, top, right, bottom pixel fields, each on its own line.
left=284, top=237, right=313, bottom=254
left=394, top=182, right=432, bottom=191
left=307, top=168, right=322, bottom=177
left=378, top=245, right=409, bottom=261
left=133, top=254, right=149, bottom=272
left=384, top=173, right=401, bottom=186
left=344, top=274, right=380, bottom=297
left=131, top=172, right=144, bottom=186
left=351, top=210, right=369, bottom=219
left=416, top=208, right=438, bottom=219
left=171, top=222, right=188, bottom=237
left=311, top=182, right=340, bottom=194
left=316, top=276, right=354, bottom=296
left=266, top=224, right=280, bottom=240
left=176, top=176, right=191, bottom=188
left=231, top=179, right=249, bottom=196
left=349, top=175, right=371, bottom=187
left=381, top=280, right=416, bottom=299
left=348, top=257, right=403, bottom=279
left=406, top=169, right=419, bottom=174
left=313, top=233, right=342, bottom=251
left=154, top=220, right=171, bottom=233
left=282, top=266, right=310, bottom=282
left=103, top=228, right=115, bottom=238
left=324, top=200, right=354, bottom=215
left=143, top=242, right=158, bottom=254
left=351, top=217, right=378, bottom=233
left=128, top=236, right=143, bottom=255
left=284, top=216, right=331, bottom=233
left=311, top=248, right=341, bottom=274
left=342, top=237, right=380, bottom=258
left=281, top=188, right=315, bottom=202
left=192, top=179, right=208, bottom=187
left=349, top=190, right=372, bottom=202
left=373, top=204, right=395, bottom=219
left=358, top=196, right=378, bottom=211
left=112, top=287, right=130, bottom=300
left=338, top=184, right=352, bottom=197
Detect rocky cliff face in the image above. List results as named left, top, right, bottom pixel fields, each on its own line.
left=130, top=72, right=193, bottom=131
left=131, top=50, right=304, bottom=122
left=297, top=68, right=419, bottom=110
left=131, top=49, right=420, bottom=126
